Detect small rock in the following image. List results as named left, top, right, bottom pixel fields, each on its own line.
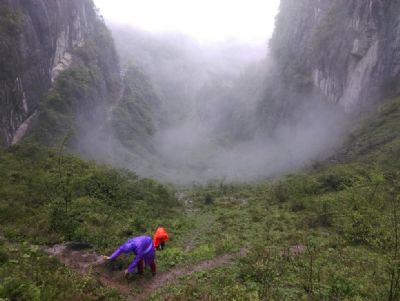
left=289, top=245, right=306, bottom=257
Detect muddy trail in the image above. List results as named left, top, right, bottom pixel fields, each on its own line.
left=45, top=243, right=246, bottom=301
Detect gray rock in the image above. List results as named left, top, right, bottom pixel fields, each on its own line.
left=0, top=0, right=120, bottom=146
left=269, top=0, right=400, bottom=112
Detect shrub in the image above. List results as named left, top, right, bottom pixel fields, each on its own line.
left=0, top=278, right=41, bottom=301
left=204, top=193, right=214, bottom=205
left=328, top=275, right=355, bottom=300
left=290, top=199, right=307, bottom=212
left=49, top=201, right=79, bottom=240
left=345, top=212, right=373, bottom=245
left=318, top=165, right=366, bottom=192
left=0, top=248, right=8, bottom=264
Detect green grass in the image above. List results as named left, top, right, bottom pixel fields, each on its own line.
left=2, top=96, right=400, bottom=300
left=0, top=142, right=179, bottom=299
left=145, top=96, right=400, bottom=300
left=111, top=65, right=161, bottom=156
left=146, top=175, right=392, bottom=300
left=0, top=240, right=121, bottom=301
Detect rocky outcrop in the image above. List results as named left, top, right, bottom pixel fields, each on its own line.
left=270, top=0, right=400, bottom=112
left=0, top=0, right=119, bottom=146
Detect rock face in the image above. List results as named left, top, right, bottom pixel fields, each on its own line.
left=111, top=66, right=161, bottom=156
left=0, top=0, right=120, bottom=146
left=270, top=0, right=400, bottom=112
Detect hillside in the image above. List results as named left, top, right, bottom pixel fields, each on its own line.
left=1, top=96, right=400, bottom=300
left=1, top=0, right=400, bottom=300
left=0, top=0, right=166, bottom=173
left=269, top=0, right=400, bottom=111
left=0, top=0, right=121, bottom=147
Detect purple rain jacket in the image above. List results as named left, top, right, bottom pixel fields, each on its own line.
left=109, top=236, right=155, bottom=273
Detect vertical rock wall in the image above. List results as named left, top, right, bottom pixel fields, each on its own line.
left=0, top=0, right=118, bottom=146
left=270, top=0, right=400, bottom=112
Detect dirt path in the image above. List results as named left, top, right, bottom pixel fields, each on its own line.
left=45, top=243, right=104, bottom=274
left=129, top=249, right=247, bottom=301
left=45, top=243, right=246, bottom=301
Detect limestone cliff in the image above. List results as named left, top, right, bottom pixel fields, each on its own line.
left=0, top=0, right=120, bottom=146
left=269, top=0, right=400, bottom=112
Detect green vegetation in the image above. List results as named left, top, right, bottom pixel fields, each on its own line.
left=112, top=66, right=160, bottom=153
left=0, top=142, right=177, bottom=299
left=149, top=96, right=400, bottom=300
left=344, top=97, right=400, bottom=167
left=30, top=14, right=120, bottom=147
left=0, top=142, right=177, bottom=246
left=0, top=240, right=121, bottom=300
left=32, top=68, right=96, bottom=144
left=74, top=16, right=121, bottom=96
left=2, top=96, right=400, bottom=300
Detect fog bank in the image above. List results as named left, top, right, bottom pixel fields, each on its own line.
left=76, top=25, right=349, bottom=184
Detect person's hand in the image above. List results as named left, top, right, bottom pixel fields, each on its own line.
left=124, top=269, right=129, bottom=277
left=102, top=255, right=110, bottom=261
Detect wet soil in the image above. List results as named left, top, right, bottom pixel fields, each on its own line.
left=45, top=243, right=246, bottom=300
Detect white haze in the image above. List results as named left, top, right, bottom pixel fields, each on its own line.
left=149, top=61, right=348, bottom=184
left=94, top=0, right=280, bottom=43
left=77, top=2, right=350, bottom=184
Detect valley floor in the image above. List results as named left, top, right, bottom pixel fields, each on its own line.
left=1, top=96, right=400, bottom=300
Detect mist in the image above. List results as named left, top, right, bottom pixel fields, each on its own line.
left=74, top=2, right=351, bottom=184
left=156, top=98, right=344, bottom=184
left=94, top=0, right=279, bottom=44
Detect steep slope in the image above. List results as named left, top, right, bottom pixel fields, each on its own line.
left=1, top=95, right=400, bottom=301
left=0, top=0, right=120, bottom=147
left=110, top=25, right=266, bottom=128
left=0, top=142, right=177, bottom=300
left=343, top=95, right=400, bottom=168
left=110, top=27, right=206, bottom=127
left=147, top=98, right=400, bottom=301
left=111, top=66, right=161, bottom=156
left=269, top=0, right=400, bottom=112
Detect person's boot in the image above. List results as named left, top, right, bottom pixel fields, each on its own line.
left=150, top=263, right=156, bottom=276
left=137, top=259, right=144, bottom=275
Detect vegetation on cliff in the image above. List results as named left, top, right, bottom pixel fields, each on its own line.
left=111, top=66, right=161, bottom=155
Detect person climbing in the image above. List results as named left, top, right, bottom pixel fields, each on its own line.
left=103, top=235, right=156, bottom=277
left=153, top=225, right=169, bottom=250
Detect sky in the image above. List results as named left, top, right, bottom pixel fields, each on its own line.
left=93, top=0, right=280, bottom=43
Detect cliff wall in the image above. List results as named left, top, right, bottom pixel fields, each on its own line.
left=270, top=0, right=400, bottom=112
left=0, top=0, right=120, bottom=146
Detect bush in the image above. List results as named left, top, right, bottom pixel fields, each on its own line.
left=345, top=212, right=373, bottom=245
left=0, top=278, right=41, bottom=301
left=328, top=275, right=355, bottom=300
left=290, top=199, right=307, bottom=212
left=318, top=165, right=366, bottom=192
left=204, top=193, right=214, bottom=205
left=49, top=201, right=79, bottom=240
left=305, top=201, right=334, bottom=228
left=272, top=174, right=321, bottom=203
left=0, top=248, right=8, bottom=264
left=239, top=247, right=285, bottom=300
